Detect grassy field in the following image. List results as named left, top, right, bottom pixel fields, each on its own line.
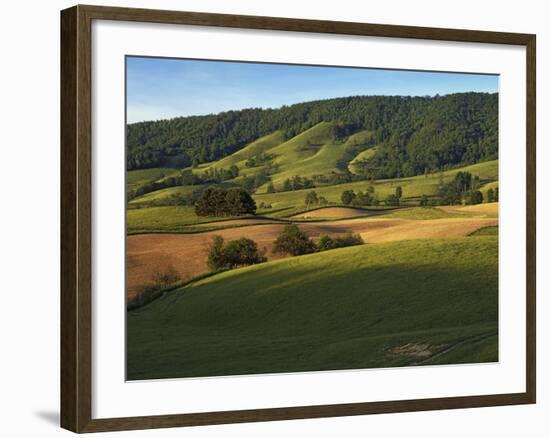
left=198, top=122, right=367, bottom=189
left=469, top=225, right=498, bottom=236
left=126, top=205, right=292, bottom=234
left=379, top=206, right=467, bottom=220
left=126, top=206, right=244, bottom=234
left=128, top=160, right=498, bottom=226
left=129, top=158, right=498, bottom=210
left=253, top=159, right=498, bottom=209
left=197, top=131, right=285, bottom=173
left=128, top=185, right=199, bottom=206
left=259, top=122, right=348, bottom=187
left=127, top=236, right=498, bottom=380
left=127, top=123, right=498, bottom=213
left=127, top=167, right=180, bottom=193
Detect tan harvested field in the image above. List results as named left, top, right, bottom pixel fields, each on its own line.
left=127, top=215, right=497, bottom=298
left=359, top=217, right=497, bottom=243
left=291, top=207, right=375, bottom=219
left=438, top=202, right=498, bottom=218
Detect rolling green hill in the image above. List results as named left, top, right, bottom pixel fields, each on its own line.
left=199, top=130, right=285, bottom=172
left=265, top=121, right=349, bottom=186
left=127, top=236, right=498, bottom=379
left=127, top=167, right=179, bottom=194
left=197, top=121, right=375, bottom=189
left=126, top=159, right=498, bottom=230
left=128, top=185, right=200, bottom=206
left=127, top=93, right=497, bottom=178
left=253, top=159, right=498, bottom=208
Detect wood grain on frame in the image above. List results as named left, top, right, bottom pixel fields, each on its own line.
left=60, top=4, right=536, bottom=433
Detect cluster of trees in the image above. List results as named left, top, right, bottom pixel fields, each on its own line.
left=281, top=176, right=315, bottom=192
left=339, top=185, right=403, bottom=207
left=201, top=165, right=239, bottom=183
left=127, top=93, right=497, bottom=178
left=272, top=224, right=363, bottom=256
left=384, top=186, right=403, bottom=206
left=438, top=171, right=485, bottom=205
left=207, top=236, right=266, bottom=271
left=245, top=152, right=275, bottom=168
left=312, top=171, right=362, bottom=186
left=240, top=172, right=271, bottom=193
left=316, top=233, right=364, bottom=251
left=304, top=191, right=329, bottom=207
left=264, top=175, right=315, bottom=193
left=206, top=225, right=364, bottom=273
left=195, top=187, right=256, bottom=217
left=339, top=184, right=379, bottom=207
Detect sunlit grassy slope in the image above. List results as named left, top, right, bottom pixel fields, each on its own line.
left=128, top=158, right=497, bottom=214
left=197, top=122, right=373, bottom=189
left=127, top=236, right=498, bottom=380
left=199, top=131, right=286, bottom=172
left=127, top=168, right=179, bottom=193
left=127, top=206, right=206, bottom=233
left=260, top=121, right=346, bottom=186
left=127, top=120, right=498, bottom=210
left=128, top=185, right=199, bottom=206
left=254, top=159, right=498, bottom=210
left=126, top=160, right=498, bottom=231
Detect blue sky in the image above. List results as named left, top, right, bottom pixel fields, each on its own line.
left=126, top=56, right=498, bottom=123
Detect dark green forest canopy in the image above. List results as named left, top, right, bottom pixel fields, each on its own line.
left=127, top=92, right=498, bottom=179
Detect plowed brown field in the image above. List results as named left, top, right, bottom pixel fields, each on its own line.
left=126, top=216, right=497, bottom=298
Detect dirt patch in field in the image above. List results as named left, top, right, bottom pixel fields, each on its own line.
left=127, top=216, right=497, bottom=299
left=438, top=202, right=498, bottom=218
left=389, top=343, right=433, bottom=358
left=291, top=207, right=375, bottom=219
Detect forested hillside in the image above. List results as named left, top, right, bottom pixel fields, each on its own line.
left=127, top=92, right=497, bottom=179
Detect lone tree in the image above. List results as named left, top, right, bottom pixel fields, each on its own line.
left=341, top=190, right=356, bottom=205
left=229, top=165, right=239, bottom=179
left=419, top=194, right=429, bottom=207
left=272, top=224, right=315, bottom=256
left=487, top=187, right=495, bottom=203
left=305, top=191, right=319, bottom=207
left=195, top=187, right=256, bottom=217
left=283, top=179, right=292, bottom=192
left=266, top=182, right=276, bottom=193
left=395, top=186, right=403, bottom=200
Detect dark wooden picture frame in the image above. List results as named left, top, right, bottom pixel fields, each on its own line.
left=61, top=4, right=536, bottom=433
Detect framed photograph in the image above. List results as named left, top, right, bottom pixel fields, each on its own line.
left=60, top=4, right=536, bottom=433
